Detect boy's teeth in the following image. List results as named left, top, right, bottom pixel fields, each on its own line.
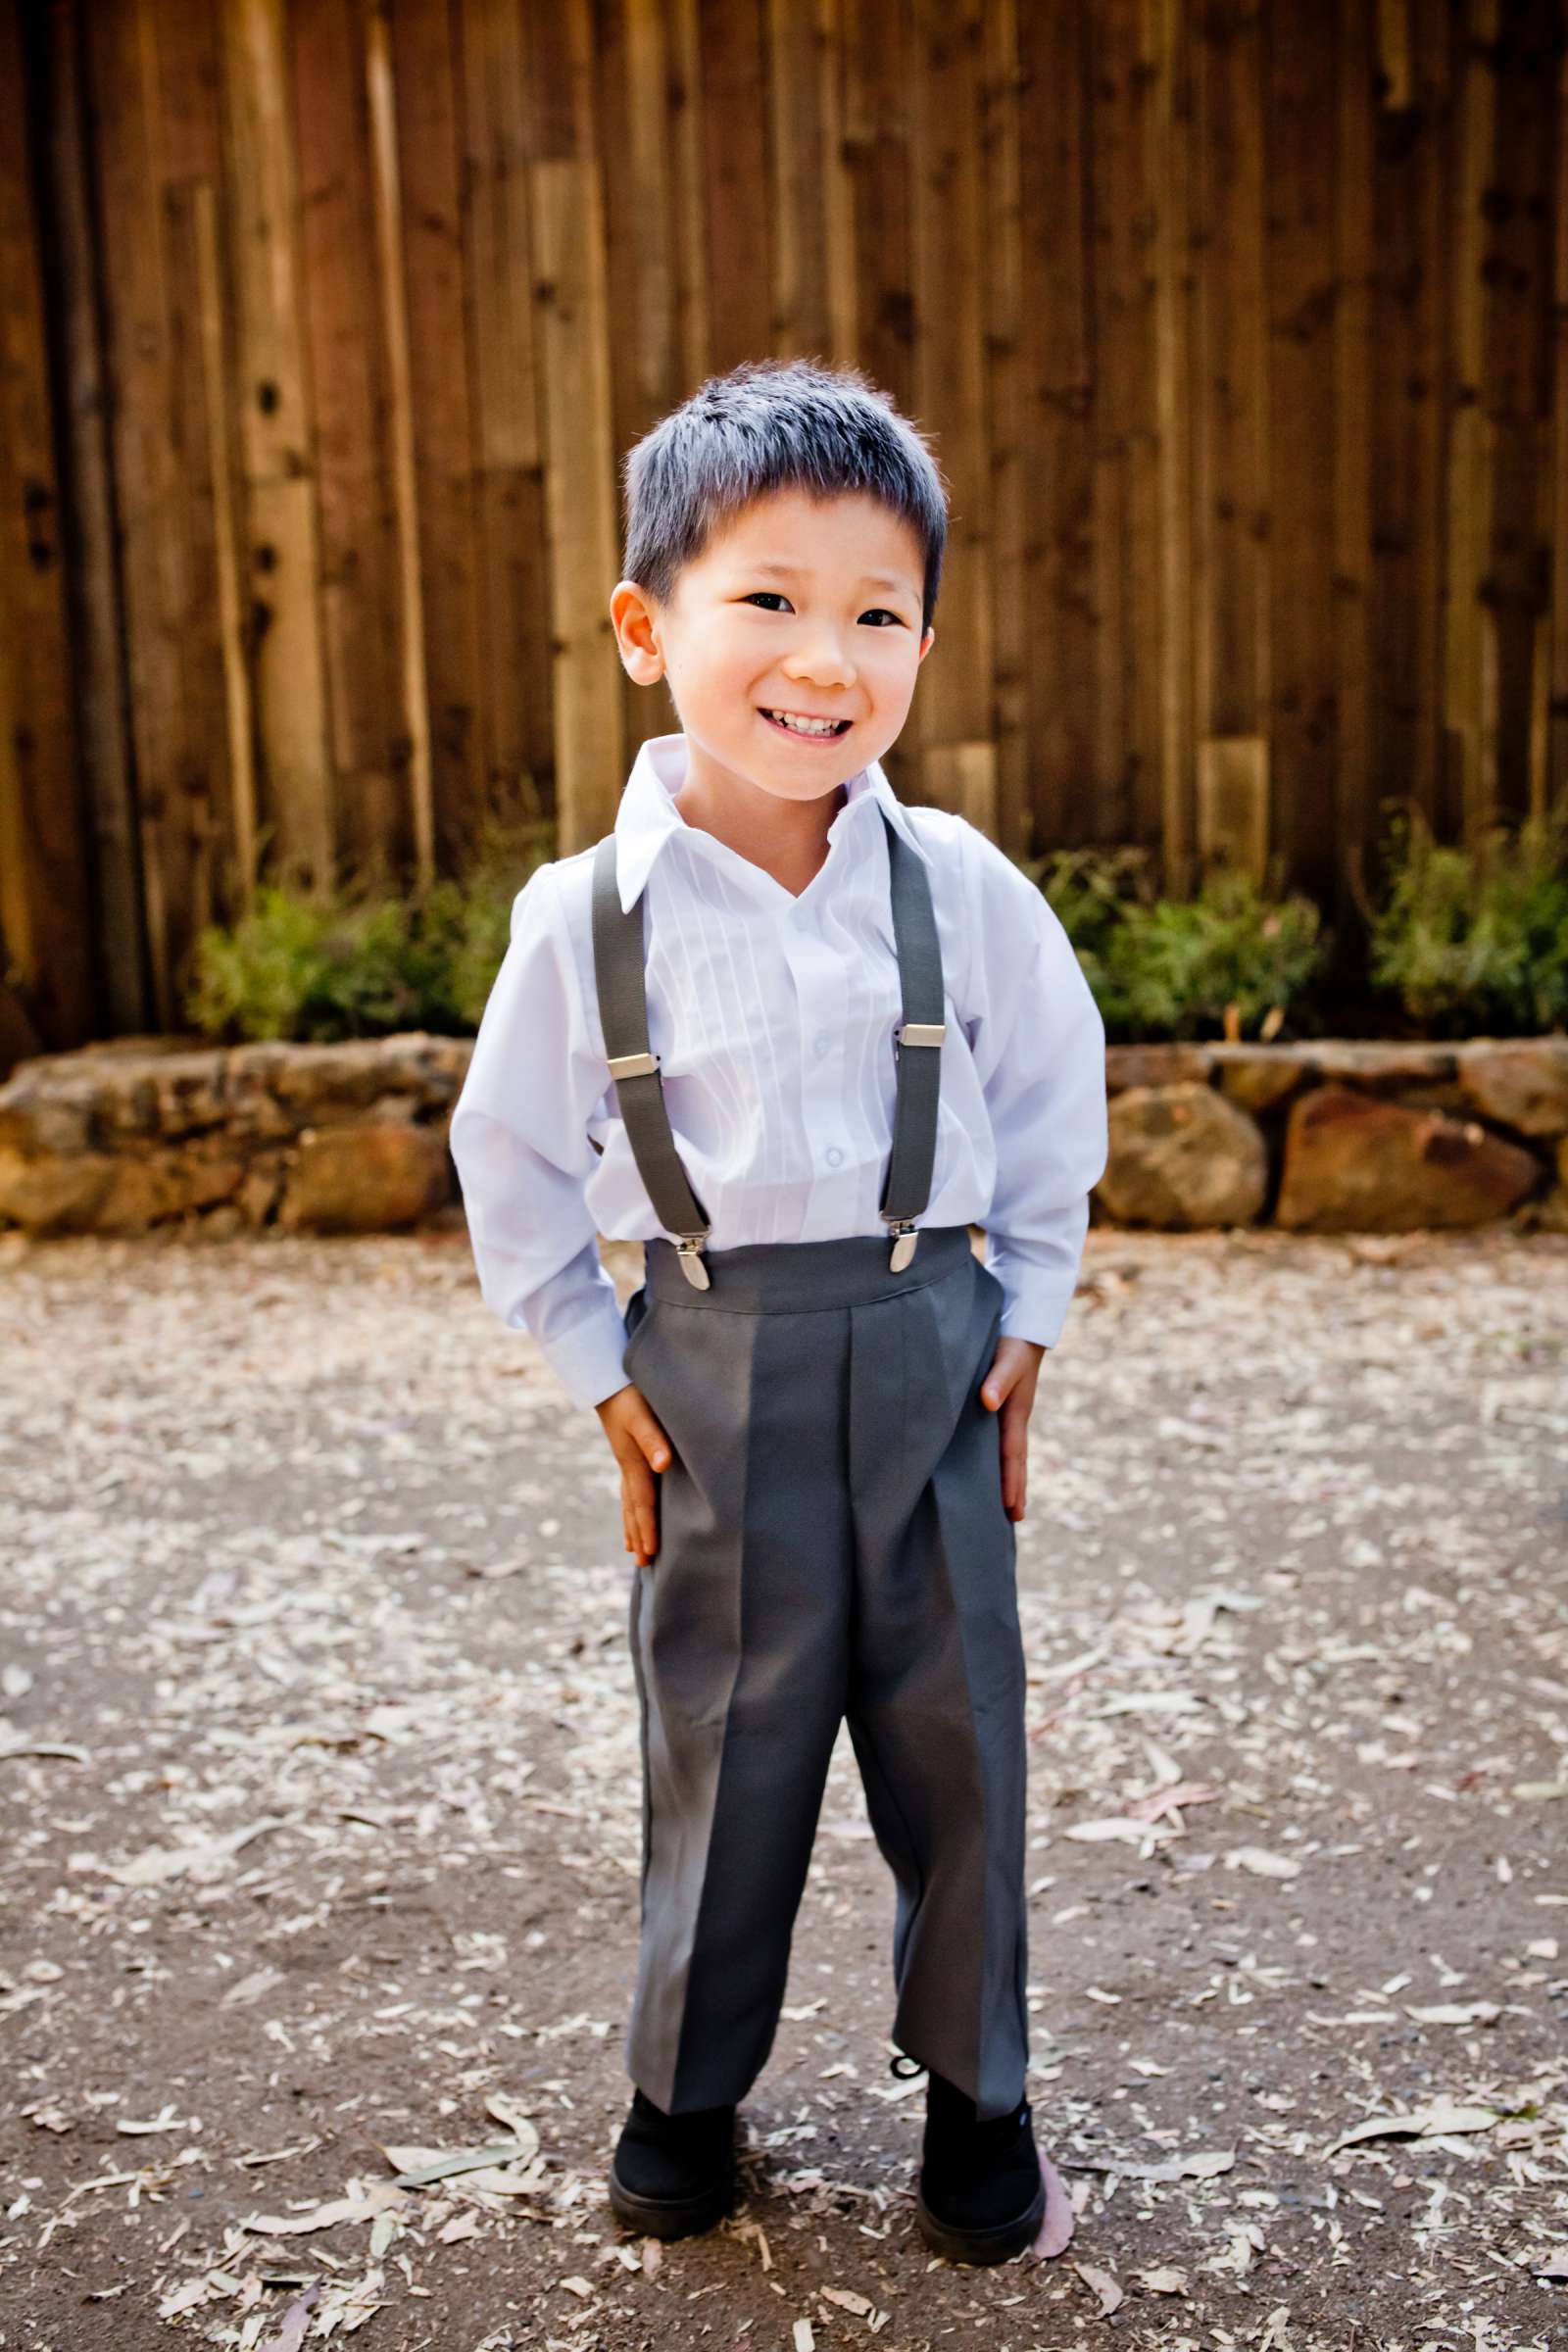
left=766, top=710, right=842, bottom=736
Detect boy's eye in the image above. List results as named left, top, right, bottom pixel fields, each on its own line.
left=742, top=591, right=906, bottom=627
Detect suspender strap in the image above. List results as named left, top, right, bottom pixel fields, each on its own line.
left=879, top=809, right=946, bottom=1243
left=589, top=806, right=945, bottom=1282
left=591, top=835, right=713, bottom=1270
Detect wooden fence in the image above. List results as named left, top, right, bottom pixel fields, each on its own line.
left=1, top=0, right=1565, bottom=1054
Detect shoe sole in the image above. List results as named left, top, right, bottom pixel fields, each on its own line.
left=607, top=2158, right=734, bottom=2241
left=914, top=2174, right=1047, bottom=2266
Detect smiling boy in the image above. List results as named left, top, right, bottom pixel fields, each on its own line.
left=449, top=359, right=1107, bottom=2262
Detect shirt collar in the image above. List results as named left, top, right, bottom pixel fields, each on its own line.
left=611, top=730, right=931, bottom=912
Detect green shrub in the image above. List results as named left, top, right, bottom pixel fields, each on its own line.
left=184, top=819, right=552, bottom=1045
left=1024, top=846, right=1330, bottom=1043
left=1366, top=802, right=1568, bottom=1036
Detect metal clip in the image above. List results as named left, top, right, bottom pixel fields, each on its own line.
left=895, top=1021, right=946, bottom=1051
left=608, top=1050, right=661, bottom=1080
left=885, top=1217, right=919, bottom=1273
left=674, top=1236, right=710, bottom=1291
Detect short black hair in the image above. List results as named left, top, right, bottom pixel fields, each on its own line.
left=620, top=357, right=949, bottom=633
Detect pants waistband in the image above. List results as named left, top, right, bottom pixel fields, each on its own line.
left=640, top=1224, right=979, bottom=1314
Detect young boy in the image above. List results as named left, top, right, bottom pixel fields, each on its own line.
left=449, top=358, right=1107, bottom=2264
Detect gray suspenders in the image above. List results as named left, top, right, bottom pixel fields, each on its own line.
left=589, top=807, right=946, bottom=1289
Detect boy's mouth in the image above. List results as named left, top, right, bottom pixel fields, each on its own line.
left=759, top=708, right=853, bottom=742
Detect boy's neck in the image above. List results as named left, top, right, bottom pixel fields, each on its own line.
left=672, top=750, right=849, bottom=894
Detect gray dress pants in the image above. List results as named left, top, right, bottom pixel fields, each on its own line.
left=617, top=1222, right=1030, bottom=2123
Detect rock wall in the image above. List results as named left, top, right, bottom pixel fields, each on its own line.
left=1, top=1031, right=1565, bottom=1240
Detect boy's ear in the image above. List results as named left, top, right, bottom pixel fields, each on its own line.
left=917, top=624, right=936, bottom=662
left=611, top=580, right=664, bottom=684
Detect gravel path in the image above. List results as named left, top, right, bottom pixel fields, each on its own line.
left=2, top=1219, right=1566, bottom=2352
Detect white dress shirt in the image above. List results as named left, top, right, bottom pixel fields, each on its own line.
left=449, top=731, right=1108, bottom=1413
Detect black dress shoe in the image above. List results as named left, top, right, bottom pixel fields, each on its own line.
left=607, top=2088, right=736, bottom=2238
left=913, top=2067, right=1046, bottom=2264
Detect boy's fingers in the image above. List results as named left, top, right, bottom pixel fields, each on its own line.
left=635, top=1411, right=670, bottom=1473
left=628, top=1474, right=659, bottom=1563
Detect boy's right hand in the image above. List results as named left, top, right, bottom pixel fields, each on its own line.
left=596, top=1384, right=670, bottom=1568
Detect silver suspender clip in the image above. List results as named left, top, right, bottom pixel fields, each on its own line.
left=884, top=1217, right=919, bottom=1273
left=673, top=1236, right=710, bottom=1291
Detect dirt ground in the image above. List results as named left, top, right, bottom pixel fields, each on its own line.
left=2, top=1217, right=1567, bottom=2352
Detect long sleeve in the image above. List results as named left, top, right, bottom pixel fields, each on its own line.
left=448, top=861, right=632, bottom=1414
left=960, top=830, right=1108, bottom=1349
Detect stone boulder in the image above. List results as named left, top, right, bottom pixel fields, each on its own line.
left=1206, top=1044, right=1311, bottom=1117
left=1275, top=1087, right=1540, bottom=1232
left=277, top=1123, right=453, bottom=1233
left=1096, top=1082, right=1267, bottom=1230
left=1455, top=1038, right=1568, bottom=1138
left=0, top=1146, right=117, bottom=1234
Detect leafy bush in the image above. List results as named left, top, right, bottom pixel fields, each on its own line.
left=184, top=819, right=552, bottom=1045
left=1365, top=802, right=1568, bottom=1036
left=1025, top=846, right=1331, bottom=1043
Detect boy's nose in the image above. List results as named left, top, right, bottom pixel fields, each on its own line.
left=782, top=641, right=857, bottom=688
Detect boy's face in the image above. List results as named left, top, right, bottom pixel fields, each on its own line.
left=612, top=486, right=934, bottom=806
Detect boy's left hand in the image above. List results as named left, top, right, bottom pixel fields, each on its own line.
left=979, top=1337, right=1047, bottom=1522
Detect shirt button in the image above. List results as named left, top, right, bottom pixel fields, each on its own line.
left=825, top=1146, right=844, bottom=1168
left=813, top=1033, right=830, bottom=1056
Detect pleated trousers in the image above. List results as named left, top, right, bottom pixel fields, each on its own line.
left=617, top=1222, right=1030, bottom=2123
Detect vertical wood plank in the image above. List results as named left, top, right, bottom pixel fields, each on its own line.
left=911, top=0, right=993, bottom=815
left=1545, top=0, right=1568, bottom=812
left=698, top=0, right=773, bottom=371
left=818, top=0, right=858, bottom=367
left=840, top=0, right=916, bottom=403
left=367, top=2, right=432, bottom=886
left=88, top=0, right=229, bottom=1018
left=1444, top=0, right=1499, bottom=844
left=591, top=0, right=681, bottom=773
left=221, top=0, right=333, bottom=882
left=842, top=0, right=921, bottom=803
left=290, top=0, right=404, bottom=881
left=457, top=0, right=554, bottom=828
left=36, top=0, right=148, bottom=1030
left=533, top=0, right=625, bottom=850
left=766, top=0, right=834, bottom=361
left=160, top=0, right=246, bottom=953
left=1332, top=0, right=1376, bottom=934
left=1264, top=0, right=1342, bottom=904
left=1191, top=0, right=1272, bottom=865
left=190, top=176, right=258, bottom=916
left=979, top=0, right=1029, bottom=857
left=1088, top=0, right=1166, bottom=858
left=0, top=0, right=96, bottom=1048
left=1149, top=0, right=1198, bottom=892
left=1368, top=0, right=1455, bottom=854
left=1014, top=0, right=1095, bottom=850
left=668, top=0, right=713, bottom=393
left=386, top=0, right=487, bottom=869
left=1479, top=0, right=1558, bottom=825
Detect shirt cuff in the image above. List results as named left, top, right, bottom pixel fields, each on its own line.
left=985, top=1245, right=1084, bottom=1351
left=533, top=1295, right=639, bottom=1414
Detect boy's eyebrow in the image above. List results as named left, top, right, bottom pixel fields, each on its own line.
left=742, top=560, right=918, bottom=596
